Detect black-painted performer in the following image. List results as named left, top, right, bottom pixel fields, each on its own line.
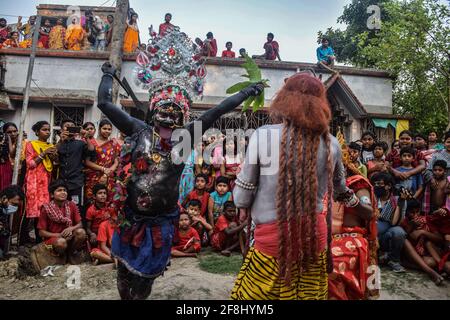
left=97, top=33, right=263, bottom=298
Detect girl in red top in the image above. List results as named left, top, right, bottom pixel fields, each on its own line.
left=182, top=174, right=210, bottom=217
left=171, top=213, right=201, bottom=257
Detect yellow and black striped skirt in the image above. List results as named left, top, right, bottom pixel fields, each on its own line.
left=231, top=248, right=328, bottom=300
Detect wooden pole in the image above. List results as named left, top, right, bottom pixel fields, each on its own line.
left=8, top=16, right=41, bottom=252
left=109, top=0, right=129, bottom=105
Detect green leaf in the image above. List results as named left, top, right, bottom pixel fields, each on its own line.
left=226, top=81, right=252, bottom=94
left=242, top=54, right=262, bottom=82
left=253, top=92, right=265, bottom=112
left=242, top=96, right=256, bottom=112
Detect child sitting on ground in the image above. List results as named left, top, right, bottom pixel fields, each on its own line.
left=182, top=174, right=210, bottom=218
left=211, top=201, right=246, bottom=256
left=86, top=184, right=114, bottom=249
left=395, top=147, right=424, bottom=199
left=208, top=176, right=233, bottom=226
left=171, top=213, right=201, bottom=258
left=90, top=210, right=118, bottom=265
left=186, top=199, right=213, bottom=247
left=36, top=180, right=86, bottom=265
left=367, top=141, right=389, bottom=179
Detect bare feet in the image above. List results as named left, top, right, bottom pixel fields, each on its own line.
left=220, top=250, right=231, bottom=257
left=431, top=273, right=444, bottom=286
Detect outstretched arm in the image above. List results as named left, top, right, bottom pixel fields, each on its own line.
left=185, top=83, right=264, bottom=144
left=98, top=63, right=146, bottom=136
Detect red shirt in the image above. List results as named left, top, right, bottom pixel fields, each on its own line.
left=173, top=227, right=201, bottom=252
left=221, top=50, right=236, bottom=58
left=37, top=201, right=81, bottom=235
left=264, top=41, right=279, bottom=60
left=203, top=39, right=217, bottom=57
left=96, top=220, right=116, bottom=248
left=211, top=215, right=234, bottom=251
left=86, top=204, right=113, bottom=234
left=386, top=148, right=425, bottom=169
left=158, top=22, right=174, bottom=37
left=185, top=190, right=210, bottom=217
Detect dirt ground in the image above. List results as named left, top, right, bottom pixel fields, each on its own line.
left=0, top=252, right=448, bottom=300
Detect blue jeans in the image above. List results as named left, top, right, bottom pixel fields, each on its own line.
left=377, top=220, right=406, bottom=262
left=93, top=39, right=106, bottom=51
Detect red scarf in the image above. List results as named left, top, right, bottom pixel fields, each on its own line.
left=43, top=201, right=72, bottom=227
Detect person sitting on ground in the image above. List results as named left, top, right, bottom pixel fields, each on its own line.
left=186, top=199, right=213, bottom=247
left=90, top=209, right=118, bottom=265
left=36, top=180, right=86, bottom=264
left=387, top=130, right=426, bottom=180
left=171, top=213, right=201, bottom=258
left=348, top=141, right=367, bottom=178
left=208, top=176, right=233, bottom=226
left=158, top=13, right=175, bottom=37
left=252, top=32, right=281, bottom=61
left=239, top=48, right=247, bottom=58
left=360, top=131, right=377, bottom=164
left=317, top=37, right=335, bottom=68
left=395, top=146, right=424, bottom=200
left=0, top=185, right=24, bottom=260
left=183, top=174, right=210, bottom=218
left=86, top=184, right=114, bottom=249
left=400, top=198, right=445, bottom=285
left=222, top=41, right=236, bottom=58
left=372, top=172, right=407, bottom=272
left=211, top=201, right=246, bottom=256
left=367, top=141, right=389, bottom=179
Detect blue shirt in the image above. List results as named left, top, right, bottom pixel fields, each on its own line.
left=317, top=46, right=335, bottom=62
left=395, top=167, right=423, bottom=194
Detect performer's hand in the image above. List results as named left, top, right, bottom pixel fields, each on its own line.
left=240, top=82, right=265, bottom=98
left=101, top=62, right=117, bottom=77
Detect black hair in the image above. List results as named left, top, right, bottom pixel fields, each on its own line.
left=2, top=122, right=17, bottom=133
left=107, top=14, right=114, bottom=19
left=187, top=199, right=201, bottom=208
left=348, top=141, right=362, bottom=152
left=92, top=184, right=107, bottom=196
left=406, top=199, right=421, bottom=214
left=371, top=172, right=395, bottom=187
left=445, top=131, right=450, bottom=142
left=239, top=48, right=246, bottom=53
left=216, top=176, right=229, bottom=186
left=268, top=32, right=274, bottom=38
left=321, top=37, right=329, bottom=43
left=195, top=174, right=208, bottom=183
left=201, top=162, right=212, bottom=170
left=48, top=179, right=67, bottom=194
left=165, top=13, right=172, bottom=17
left=206, top=32, right=213, bottom=38
left=226, top=41, right=232, bottom=46
left=223, top=201, right=236, bottom=211
left=400, top=146, right=416, bottom=157
left=373, top=141, right=388, bottom=152
left=0, top=18, right=6, bottom=23
left=361, top=131, right=376, bottom=140
left=391, top=140, right=399, bottom=149
left=31, top=121, right=49, bottom=134
left=60, top=118, right=75, bottom=128
left=399, top=130, right=413, bottom=138
left=99, top=119, right=112, bottom=129
left=433, top=160, right=448, bottom=170
left=82, top=122, right=95, bottom=129
left=414, top=133, right=427, bottom=141
left=0, top=185, right=24, bottom=200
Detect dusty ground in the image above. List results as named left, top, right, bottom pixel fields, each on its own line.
left=0, top=252, right=448, bottom=300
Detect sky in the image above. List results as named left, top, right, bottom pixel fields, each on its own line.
left=0, top=0, right=351, bottom=62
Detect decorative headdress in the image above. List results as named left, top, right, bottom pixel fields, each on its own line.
left=134, top=26, right=206, bottom=123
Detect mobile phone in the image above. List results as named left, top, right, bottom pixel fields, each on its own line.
left=67, top=126, right=81, bottom=134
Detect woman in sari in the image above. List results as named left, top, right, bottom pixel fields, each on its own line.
left=123, top=13, right=139, bottom=54
left=49, top=18, right=66, bottom=50
left=0, top=123, right=18, bottom=190
left=85, top=119, right=120, bottom=202
left=82, top=122, right=96, bottom=140
left=65, top=17, right=85, bottom=51
left=25, top=121, right=57, bottom=241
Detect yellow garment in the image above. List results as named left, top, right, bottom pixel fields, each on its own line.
left=65, top=24, right=85, bottom=51
left=231, top=248, right=328, bottom=300
left=49, top=25, right=66, bottom=50
left=123, top=24, right=139, bottom=53
left=31, top=140, right=54, bottom=172
left=395, top=120, right=410, bottom=139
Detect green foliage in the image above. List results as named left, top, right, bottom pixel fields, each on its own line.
left=320, top=0, right=450, bottom=134
left=198, top=252, right=243, bottom=275
left=226, top=54, right=270, bottom=112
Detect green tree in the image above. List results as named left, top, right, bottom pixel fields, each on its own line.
left=360, top=0, right=450, bottom=133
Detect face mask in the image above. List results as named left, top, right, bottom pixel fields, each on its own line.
left=2, top=205, right=18, bottom=215
left=374, top=186, right=387, bottom=198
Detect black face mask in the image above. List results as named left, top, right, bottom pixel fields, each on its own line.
left=374, top=186, right=387, bottom=198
